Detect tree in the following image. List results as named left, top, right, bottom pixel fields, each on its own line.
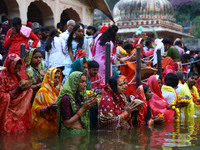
left=191, top=16, right=200, bottom=38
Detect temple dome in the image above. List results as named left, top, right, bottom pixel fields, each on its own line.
left=113, top=0, right=174, bottom=22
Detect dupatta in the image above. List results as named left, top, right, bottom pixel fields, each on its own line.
left=31, top=68, right=62, bottom=130
left=136, top=85, right=148, bottom=125
left=0, top=54, right=32, bottom=133
left=69, top=58, right=92, bottom=90
left=57, top=71, right=90, bottom=135
left=147, top=75, right=175, bottom=122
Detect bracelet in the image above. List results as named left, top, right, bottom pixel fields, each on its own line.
left=77, top=110, right=83, bottom=117
left=121, top=111, right=129, bottom=119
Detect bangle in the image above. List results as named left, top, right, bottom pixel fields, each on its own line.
left=121, top=111, right=129, bottom=119
left=77, top=110, right=83, bottom=117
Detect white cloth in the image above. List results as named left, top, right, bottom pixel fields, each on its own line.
left=153, top=42, right=165, bottom=66
left=60, top=30, right=70, bottom=42
left=162, top=90, right=176, bottom=105
left=175, top=83, right=184, bottom=95
left=45, top=36, right=69, bottom=68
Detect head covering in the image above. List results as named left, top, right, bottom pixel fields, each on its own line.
left=70, top=58, right=92, bottom=90
left=57, top=71, right=90, bottom=133
left=118, top=75, right=129, bottom=94
left=23, top=48, right=43, bottom=68
left=100, top=26, right=108, bottom=33
left=3, top=53, right=27, bottom=80
left=27, top=22, right=32, bottom=28
left=136, top=85, right=148, bottom=125
left=41, top=68, right=62, bottom=95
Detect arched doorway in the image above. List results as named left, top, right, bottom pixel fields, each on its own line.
left=27, top=1, right=54, bottom=27
left=60, top=8, right=81, bottom=30
left=1, top=0, right=19, bottom=19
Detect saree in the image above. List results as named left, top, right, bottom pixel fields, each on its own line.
left=31, top=68, right=62, bottom=131
left=57, top=71, right=90, bottom=136
left=196, top=78, right=200, bottom=95
left=0, top=54, right=33, bottom=133
left=179, top=83, right=200, bottom=118
left=98, top=85, right=132, bottom=130
left=69, top=58, right=92, bottom=90
left=136, top=85, right=150, bottom=125
left=120, top=49, right=137, bottom=97
left=147, top=75, right=175, bottom=122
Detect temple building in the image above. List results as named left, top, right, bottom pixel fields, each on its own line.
left=103, top=0, right=191, bottom=39
left=0, top=0, right=112, bottom=27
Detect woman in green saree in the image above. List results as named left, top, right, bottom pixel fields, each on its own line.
left=57, top=71, right=97, bottom=136
left=24, top=48, right=45, bottom=103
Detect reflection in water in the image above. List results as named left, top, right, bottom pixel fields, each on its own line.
left=1, top=117, right=200, bottom=150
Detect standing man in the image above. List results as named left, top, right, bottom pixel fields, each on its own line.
left=60, top=19, right=75, bottom=42
left=40, top=26, right=49, bottom=58
left=4, top=17, right=39, bottom=56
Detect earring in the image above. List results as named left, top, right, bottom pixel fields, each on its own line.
left=73, top=33, right=76, bottom=38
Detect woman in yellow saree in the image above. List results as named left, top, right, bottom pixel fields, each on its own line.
left=31, top=68, right=62, bottom=131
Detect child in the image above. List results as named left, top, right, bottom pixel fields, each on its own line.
left=88, top=60, right=105, bottom=94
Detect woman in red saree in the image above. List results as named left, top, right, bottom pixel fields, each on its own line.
left=98, top=75, right=138, bottom=130
left=147, top=75, right=175, bottom=123
left=0, top=54, right=33, bottom=133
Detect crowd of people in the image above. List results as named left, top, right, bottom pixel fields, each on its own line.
left=0, top=15, right=200, bottom=137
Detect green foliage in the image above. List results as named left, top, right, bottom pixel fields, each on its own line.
left=192, top=16, right=200, bottom=38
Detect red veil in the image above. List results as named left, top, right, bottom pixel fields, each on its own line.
left=147, top=75, right=174, bottom=122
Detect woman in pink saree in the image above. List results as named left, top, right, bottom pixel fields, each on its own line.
left=147, top=75, right=175, bottom=123
left=0, top=54, right=33, bottom=133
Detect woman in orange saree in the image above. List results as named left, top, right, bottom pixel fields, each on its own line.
left=147, top=75, right=175, bottom=123
left=0, top=54, right=33, bottom=133
left=31, top=68, right=62, bottom=131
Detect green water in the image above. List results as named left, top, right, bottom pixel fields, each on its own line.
left=1, top=118, right=200, bottom=150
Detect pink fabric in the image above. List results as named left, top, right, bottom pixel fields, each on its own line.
left=147, top=75, right=175, bottom=123
left=92, top=33, right=102, bottom=56
left=88, top=73, right=105, bottom=90
left=94, top=40, right=115, bottom=79
left=174, top=45, right=185, bottom=57
left=145, top=47, right=155, bottom=56
left=20, top=26, right=32, bottom=38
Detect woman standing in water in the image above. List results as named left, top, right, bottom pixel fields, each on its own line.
left=57, top=71, right=97, bottom=136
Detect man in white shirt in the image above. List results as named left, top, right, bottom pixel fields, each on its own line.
left=60, top=19, right=75, bottom=42
left=175, top=71, right=185, bottom=95
left=153, top=39, right=171, bottom=66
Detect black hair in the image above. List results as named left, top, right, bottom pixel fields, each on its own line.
left=118, top=40, right=124, bottom=45
left=83, top=57, right=87, bottom=65
left=12, top=17, right=21, bottom=27
left=45, top=29, right=59, bottom=52
left=32, top=28, right=41, bottom=35
left=123, top=43, right=133, bottom=50
left=143, top=85, right=150, bottom=94
left=175, top=71, right=184, bottom=82
left=188, top=72, right=199, bottom=78
left=32, top=48, right=42, bottom=56
left=145, top=39, right=152, bottom=47
left=67, top=23, right=85, bottom=52
left=87, top=26, right=97, bottom=33
left=109, top=75, right=120, bottom=94
left=40, top=26, right=50, bottom=32
left=88, top=60, right=99, bottom=68
left=194, top=55, right=200, bottom=74
left=57, top=22, right=62, bottom=29
left=1, top=15, right=8, bottom=22
left=175, top=41, right=182, bottom=46
left=162, top=39, right=171, bottom=45
left=181, top=54, right=191, bottom=65
left=164, top=73, right=179, bottom=88
left=99, top=25, right=118, bottom=46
